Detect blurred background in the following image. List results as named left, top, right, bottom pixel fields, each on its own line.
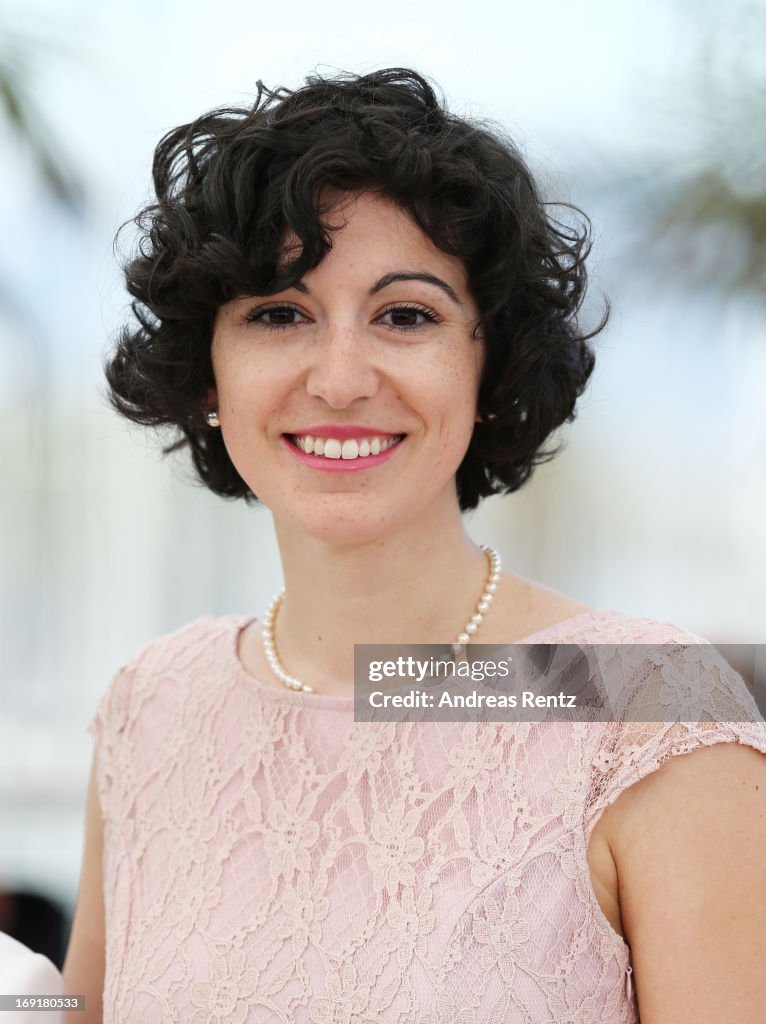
left=1, top=0, right=764, bottom=959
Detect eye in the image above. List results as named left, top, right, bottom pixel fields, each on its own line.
left=376, top=303, right=443, bottom=332
left=241, top=304, right=309, bottom=330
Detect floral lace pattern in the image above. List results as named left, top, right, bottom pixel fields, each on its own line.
left=90, top=611, right=766, bottom=1023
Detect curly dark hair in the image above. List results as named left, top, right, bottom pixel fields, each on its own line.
left=104, top=67, right=605, bottom=511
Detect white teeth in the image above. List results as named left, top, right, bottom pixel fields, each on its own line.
left=292, top=434, right=401, bottom=459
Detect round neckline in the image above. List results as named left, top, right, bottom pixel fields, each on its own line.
left=226, top=608, right=618, bottom=709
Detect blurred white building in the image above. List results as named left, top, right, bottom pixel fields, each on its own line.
left=0, top=0, right=764, bottom=910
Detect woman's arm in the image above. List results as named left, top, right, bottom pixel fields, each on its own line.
left=62, top=754, right=105, bottom=1024
left=607, top=741, right=766, bottom=1022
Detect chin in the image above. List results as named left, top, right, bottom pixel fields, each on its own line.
left=277, top=494, right=404, bottom=547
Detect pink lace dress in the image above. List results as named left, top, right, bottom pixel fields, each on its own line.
left=90, top=610, right=766, bottom=1023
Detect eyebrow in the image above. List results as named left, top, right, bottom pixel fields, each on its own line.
left=289, top=271, right=463, bottom=307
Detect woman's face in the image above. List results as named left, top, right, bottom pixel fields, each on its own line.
left=210, top=191, right=484, bottom=544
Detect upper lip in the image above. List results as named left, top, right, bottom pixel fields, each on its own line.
left=285, top=426, right=404, bottom=440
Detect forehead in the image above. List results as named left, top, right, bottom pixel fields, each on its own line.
left=279, top=191, right=470, bottom=289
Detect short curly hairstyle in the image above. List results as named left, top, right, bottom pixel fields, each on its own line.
left=104, top=67, right=605, bottom=511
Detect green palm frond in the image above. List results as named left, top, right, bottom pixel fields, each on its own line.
left=656, top=169, right=766, bottom=293
left=0, top=25, right=85, bottom=210
left=647, top=2, right=766, bottom=297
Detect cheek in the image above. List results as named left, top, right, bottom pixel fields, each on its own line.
left=431, top=377, right=481, bottom=461
left=215, top=353, right=282, bottom=420
left=214, top=378, right=272, bottom=474
left=218, top=425, right=256, bottom=489
left=442, top=353, right=483, bottom=421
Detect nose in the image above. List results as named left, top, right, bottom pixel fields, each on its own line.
left=304, top=324, right=379, bottom=409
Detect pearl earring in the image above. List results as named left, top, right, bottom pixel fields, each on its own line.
left=205, top=410, right=221, bottom=428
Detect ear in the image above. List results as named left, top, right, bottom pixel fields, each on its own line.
left=206, top=386, right=218, bottom=408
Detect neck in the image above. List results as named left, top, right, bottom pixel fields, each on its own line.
left=270, top=502, right=491, bottom=692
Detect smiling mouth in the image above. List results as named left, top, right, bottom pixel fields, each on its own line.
left=286, top=434, right=405, bottom=460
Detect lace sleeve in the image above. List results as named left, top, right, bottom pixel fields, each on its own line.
left=584, top=643, right=766, bottom=843
left=86, top=616, right=218, bottom=817
left=87, top=657, right=145, bottom=817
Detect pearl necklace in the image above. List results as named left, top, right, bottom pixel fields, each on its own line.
left=261, top=546, right=502, bottom=694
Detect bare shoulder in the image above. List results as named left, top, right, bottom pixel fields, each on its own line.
left=481, top=571, right=591, bottom=644
left=596, top=742, right=766, bottom=1019
left=605, top=740, right=766, bottom=866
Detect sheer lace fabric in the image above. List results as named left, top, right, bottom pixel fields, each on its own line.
left=90, top=611, right=766, bottom=1023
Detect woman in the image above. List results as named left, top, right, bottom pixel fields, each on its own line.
left=63, top=69, right=766, bottom=1022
